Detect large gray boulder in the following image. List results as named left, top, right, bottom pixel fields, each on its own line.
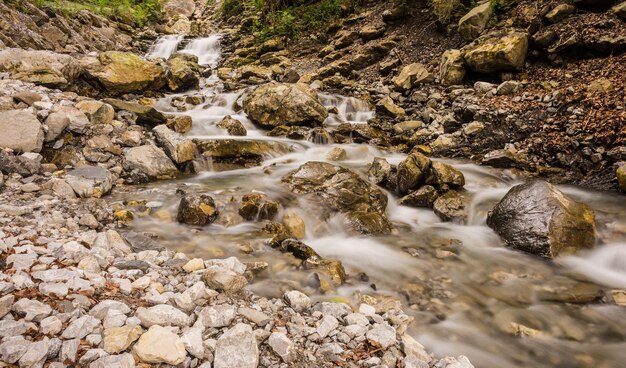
left=0, top=49, right=83, bottom=88
left=487, top=181, right=596, bottom=259
left=243, top=82, right=328, bottom=128
left=0, top=110, right=43, bottom=153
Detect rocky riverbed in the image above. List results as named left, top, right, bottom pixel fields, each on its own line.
left=1, top=0, right=626, bottom=367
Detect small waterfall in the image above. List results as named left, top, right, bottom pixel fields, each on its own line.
left=146, top=35, right=184, bottom=60
left=180, top=35, right=222, bottom=67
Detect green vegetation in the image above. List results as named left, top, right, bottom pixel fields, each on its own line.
left=221, top=0, right=364, bottom=40
left=30, top=0, right=162, bottom=26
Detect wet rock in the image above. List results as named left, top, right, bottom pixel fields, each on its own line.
left=429, top=161, right=465, bottom=190
left=153, top=124, right=195, bottom=163
left=282, top=161, right=391, bottom=234
left=0, top=48, right=82, bottom=88
left=464, top=32, right=529, bottom=73
left=278, top=239, right=320, bottom=260
left=283, top=211, right=306, bottom=238
left=177, top=193, right=218, bottom=226
left=458, top=2, right=493, bottom=40
left=103, top=325, right=142, bottom=354
left=65, top=166, right=113, bottom=198
left=399, top=185, right=439, bottom=208
left=166, top=53, right=200, bottom=92
left=124, top=144, right=178, bottom=180
left=0, top=110, right=43, bottom=153
left=376, top=96, right=406, bottom=118
left=217, top=115, right=247, bottom=136
left=440, top=49, right=466, bottom=86
left=397, top=152, right=431, bottom=195
left=134, top=325, right=186, bottom=365
left=392, top=63, right=433, bottom=91
left=196, top=139, right=292, bottom=168
left=368, top=157, right=396, bottom=192
left=167, top=114, right=193, bottom=133
left=326, top=147, right=347, bottom=161
left=82, top=51, right=165, bottom=94
left=243, top=82, right=328, bottom=128
left=487, top=181, right=596, bottom=258
left=433, top=190, right=466, bottom=222
left=239, top=193, right=280, bottom=221
left=103, top=98, right=167, bottom=126
left=214, top=323, right=258, bottom=368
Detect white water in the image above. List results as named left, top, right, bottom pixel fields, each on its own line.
left=145, top=34, right=184, bottom=60
left=122, top=35, right=626, bottom=368
left=180, top=35, right=222, bottom=67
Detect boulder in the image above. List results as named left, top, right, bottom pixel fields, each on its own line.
left=213, top=323, right=259, bottom=368
left=376, top=96, right=405, bottom=118
left=243, top=82, right=328, bottom=128
left=464, top=32, right=529, bottom=73
left=103, top=98, right=167, bottom=126
left=433, top=190, right=466, bottom=222
left=134, top=325, right=186, bottom=365
left=82, top=51, right=166, bottom=94
left=399, top=185, right=439, bottom=208
left=217, top=116, right=247, bottom=136
left=458, top=2, right=493, bottom=40
left=166, top=53, right=201, bottom=92
left=0, top=48, right=82, bottom=88
left=429, top=161, right=465, bottom=190
left=0, top=110, right=43, bottom=152
left=52, top=106, right=90, bottom=134
left=163, top=0, right=196, bottom=19
left=486, top=181, right=596, bottom=258
left=392, top=63, right=434, bottom=91
left=282, top=161, right=392, bottom=234
left=195, top=139, right=292, bottom=168
left=153, top=125, right=195, bottom=163
left=439, top=49, right=466, bottom=86
left=397, top=152, right=431, bottom=195
left=177, top=194, right=219, bottom=226
left=65, top=166, right=114, bottom=198
left=124, top=144, right=178, bottom=180
left=239, top=193, right=280, bottom=221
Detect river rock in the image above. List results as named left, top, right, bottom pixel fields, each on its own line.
left=195, top=139, right=292, bottom=168
left=486, top=180, right=596, bottom=258
left=282, top=161, right=392, bottom=234
left=104, top=98, right=167, bottom=126
left=217, top=115, right=247, bottom=136
left=82, top=51, right=166, bottom=94
left=464, top=32, right=529, bottom=73
left=177, top=193, right=219, bottom=226
left=440, top=49, right=466, bottom=86
left=399, top=185, right=439, bottom=208
left=392, top=63, right=433, bottom=91
left=429, top=161, right=465, bottom=190
left=283, top=211, right=306, bottom=238
left=397, top=152, right=431, bottom=195
left=239, top=193, right=280, bottom=221
left=153, top=124, right=195, bottom=163
left=0, top=48, right=82, bottom=88
left=433, top=190, right=466, bottom=222
left=0, top=110, right=43, bottom=153
left=214, top=323, right=259, bottom=368
left=243, top=82, right=328, bottom=128
left=65, top=166, right=113, bottom=198
left=103, top=325, right=142, bottom=354
left=124, top=144, right=178, bottom=180
left=458, top=2, right=493, bottom=40
left=166, top=53, right=200, bottom=92
left=134, top=325, right=186, bottom=365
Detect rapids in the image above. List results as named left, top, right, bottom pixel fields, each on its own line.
left=121, top=35, right=626, bottom=368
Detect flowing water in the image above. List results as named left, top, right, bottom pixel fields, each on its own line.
left=124, top=36, right=626, bottom=368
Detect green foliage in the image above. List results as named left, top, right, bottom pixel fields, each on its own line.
left=29, top=0, right=162, bottom=26
left=222, top=0, right=363, bottom=41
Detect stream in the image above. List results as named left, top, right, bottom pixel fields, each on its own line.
left=121, top=35, right=626, bottom=368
